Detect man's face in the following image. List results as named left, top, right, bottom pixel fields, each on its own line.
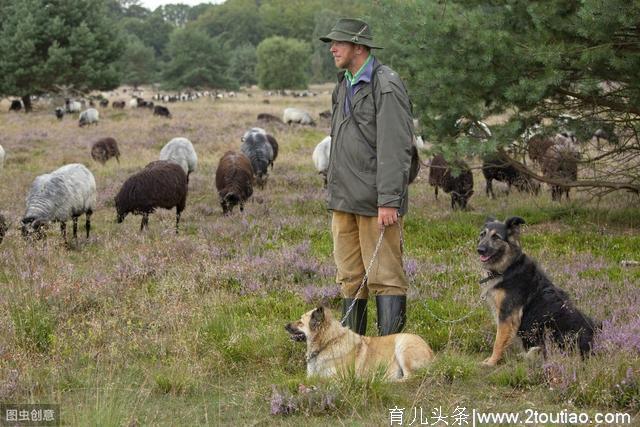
left=330, top=40, right=357, bottom=70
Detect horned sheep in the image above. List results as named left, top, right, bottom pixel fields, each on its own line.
left=159, top=137, right=197, bottom=179
left=115, top=160, right=188, bottom=233
left=21, top=163, right=96, bottom=241
left=215, top=151, right=254, bottom=215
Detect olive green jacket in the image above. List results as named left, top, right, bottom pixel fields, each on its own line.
left=327, top=59, right=414, bottom=217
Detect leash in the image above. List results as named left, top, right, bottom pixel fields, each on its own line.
left=340, top=227, right=386, bottom=325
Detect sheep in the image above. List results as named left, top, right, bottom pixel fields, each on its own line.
left=215, top=151, right=254, bottom=215
left=129, top=98, right=138, bottom=108
left=541, top=137, right=580, bottom=201
left=319, top=110, right=332, bottom=119
left=159, top=137, right=197, bottom=180
left=312, top=136, right=331, bottom=187
left=55, top=107, right=65, bottom=120
left=153, top=105, right=171, bottom=118
left=428, top=154, right=474, bottom=210
left=91, top=137, right=120, bottom=165
left=0, top=144, right=4, bottom=170
left=65, top=99, right=82, bottom=113
left=21, top=163, right=96, bottom=242
left=527, top=134, right=555, bottom=164
left=99, top=99, right=109, bottom=108
left=9, top=100, right=22, bottom=112
left=241, top=130, right=273, bottom=189
left=283, top=107, right=315, bottom=126
left=257, top=113, right=283, bottom=123
left=0, top=213, right=7, bottom=244
left=79, top=108, right=99, bottom=127
left=482, top=151, right=540, bottom=198
left=115, top=160, right=188, bottom=233
left=242, top=128, right=278, bottom=166
left=112, top=101, right=125, bottom=109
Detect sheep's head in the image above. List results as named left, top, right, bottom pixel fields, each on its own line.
left=21, top=217, right=47, bottom=240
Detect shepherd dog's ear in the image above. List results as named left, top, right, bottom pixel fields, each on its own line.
left=505, top=216, right=526, bottom=241
left=310, top=306, right=325, bottom=330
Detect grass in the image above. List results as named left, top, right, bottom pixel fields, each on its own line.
left=0, top=87, right=639, bottom=425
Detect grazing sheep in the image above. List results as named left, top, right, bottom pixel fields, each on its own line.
left=9, top=100, right=22, bottom=112
left=283, top=107, right=315, bottom=126
left=21, top=163, right=96, bottom=242
left=159, top=137, right=197, bottom=179
left=319, top=110, right=332, bottom=119
left=312, top=136, right=331, bottom=187
left=115, top=160, right=188, bottom=233
left=112, top=101, right=125, bottom=109
left=428, top=154, right=474, bottom=210
left=79, top=108, right=99, bottom=127
left=129, top=98, right=138, bottom=108
left=241, top=131, right=273, bottom=189
left=0, top=213, right=7, bottom=244
left=482, top=151, right=540, bottom=198
left=215, top=151, right=254, bottom=215
left=153, top=105, right=171, bottom=118
left=65, top=99, right=82, bottom=113
left=99, top=99, right=109, bottom=108
left=257, top=113, right=283, bottom=123
left=55, top=107, right=65, bottom=120
left=91, top=137, right=120, bottom=165
left=0, top=144, right=4, bottom=170
left=541, top=137, right=580, bottom=202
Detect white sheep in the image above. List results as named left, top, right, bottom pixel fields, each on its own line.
left=21, top=163, right=96, bottom=241
left=79, top=108, right=99, bottom=127
left=283, top=107, right=315, bottom=126
left=0, top=144, right=5, bottom=170
left=159, top=137, right=198, bottom=179
left=312, top=136, right=331, bottom=187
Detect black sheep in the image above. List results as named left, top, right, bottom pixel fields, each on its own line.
left=215, top=151, right=254, bottom=215
left=482, top=151, right=540, bottom=198
left=91, top=137, right=121, bottom=165
left=55, top=107, right=65, bottom=120
left=9, top=100, right=22, bottom=112
left=153, top=105, right=171, bottom=118
left=115, top=160, right=188, bottom=233
left=428, top=154, right=474, bottom=210
left=257, top=113, right=283, bottom=124
left=241, top=132, right=273, bottom=189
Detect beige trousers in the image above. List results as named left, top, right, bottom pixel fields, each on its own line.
left=332, top=211, right=408, bottom=298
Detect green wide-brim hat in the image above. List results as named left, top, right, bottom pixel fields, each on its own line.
left=319, top=18, right=383, bottom=49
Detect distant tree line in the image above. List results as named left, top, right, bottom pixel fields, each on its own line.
left=0, top=0, right=363, bottom=106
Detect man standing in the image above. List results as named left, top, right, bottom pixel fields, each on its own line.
left=320, top=18, right=414, bottom=336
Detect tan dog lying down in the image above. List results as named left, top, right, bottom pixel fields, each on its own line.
left=285, top=306, right=434, bottom=381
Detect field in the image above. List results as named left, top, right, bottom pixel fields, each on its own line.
left=0, top=87, right=639, bottom=426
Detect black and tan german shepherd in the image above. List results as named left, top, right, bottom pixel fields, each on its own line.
left=477, top=216, right=598, bottom=366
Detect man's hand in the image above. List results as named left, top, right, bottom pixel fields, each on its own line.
left=378, top=207, right=399, bottom=229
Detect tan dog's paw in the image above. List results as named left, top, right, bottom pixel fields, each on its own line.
left=481, top=357, right=498, bottom=366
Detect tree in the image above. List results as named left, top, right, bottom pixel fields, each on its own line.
left=0, top=0, right=124, bottom=111
left=160, top=4, right=191, bottom=28
left=310, top=9, right=343, bottom=83
left=373, top=0, right=640, bottom=196
left=121, top=10, right=173, bottom=59
left=195, top=0, right=263, bottom=48
left=163, top=27, right=235, bottom=89
left=256, top=36, right=310, bottom=90
left=227, top=44, right=258, bottom=87
left=117, top=35, right=157, bottom=88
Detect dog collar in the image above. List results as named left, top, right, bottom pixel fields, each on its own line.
left=479, top=271, right=502, bottom=284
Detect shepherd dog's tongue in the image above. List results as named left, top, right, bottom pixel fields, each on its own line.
left=480, top=254, right=492, bottom=263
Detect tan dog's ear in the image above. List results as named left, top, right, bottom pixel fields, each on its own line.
left=505, top=216, right=525, bottom=245
left=310, top=306, right=325, bottom=331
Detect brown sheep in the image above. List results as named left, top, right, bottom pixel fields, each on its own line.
left=91, top=137, right=120, bottom=165
left=541, top=139, right=580, bottom=201
left=527, top=134, right=554, bottom=164
left=428, top=154, right=474, bottom=210
left=115, top=160, right=188, bottom=233
left=215, top=151, right=254, bottom=215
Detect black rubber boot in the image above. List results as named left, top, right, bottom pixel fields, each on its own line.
left=376, top=295, right=406, bottom=336
left=341, top=298, right=368, bottom=335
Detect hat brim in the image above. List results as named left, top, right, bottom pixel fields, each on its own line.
left=319, top=31, right=383, bottom=49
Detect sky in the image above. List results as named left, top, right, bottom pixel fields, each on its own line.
left=139, top=0, right=224, bottom=9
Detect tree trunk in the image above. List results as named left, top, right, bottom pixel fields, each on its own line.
left=21, top=95, right=32, bottom=113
